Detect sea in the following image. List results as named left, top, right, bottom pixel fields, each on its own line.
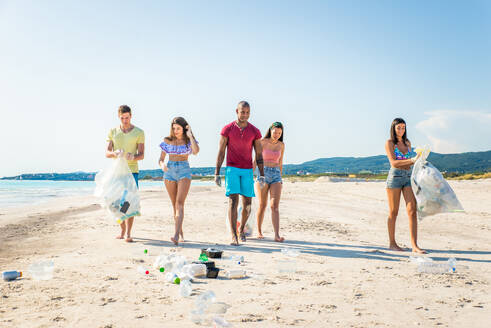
left=0, top=180, right=214, bottom=209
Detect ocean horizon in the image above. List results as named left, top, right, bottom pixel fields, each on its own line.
left=0, top=180, right=214, bottom=209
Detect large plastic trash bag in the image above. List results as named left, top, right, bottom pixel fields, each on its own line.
left=411, top=146, right=464, bottom=219
left=94, top=157, right=141, bottom=224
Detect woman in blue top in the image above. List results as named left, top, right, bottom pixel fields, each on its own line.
left=159, top=117, right=199, bottom=246
left=384, top=118, right=425, bottom=254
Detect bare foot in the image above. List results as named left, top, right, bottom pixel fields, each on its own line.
left=257, top=233, right=265, bottom=239
left=170, top=236, right=178, bottom=246
left=239, top=232, right=246, bottom=242
left=389, top=243, right=404, bottom=251
left=125, top=237, right=134, bottom=243
left=116, top=235, right=124, bottom=239
left=230, top=236, right=239, bottom=246
left=412, top=246, right=427, bottom=254
left=179, top=232, right=185, bottom=242
left=274, top=236, right=285, bottom=242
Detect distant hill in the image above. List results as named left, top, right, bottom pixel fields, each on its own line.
left=2, top=150, right=490, bottom=181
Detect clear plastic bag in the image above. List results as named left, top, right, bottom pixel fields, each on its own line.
left=411, top=146, right=464, bottom=219
left=94, top=157, right=141, bottom=223
left=225, top=201, right=256, bottom=236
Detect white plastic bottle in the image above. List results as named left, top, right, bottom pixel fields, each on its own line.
left=179, top=280, right=192, bottom=297
left=418, top=258, right=457, bottom=273
left=227, top=269, right=246, bottom=279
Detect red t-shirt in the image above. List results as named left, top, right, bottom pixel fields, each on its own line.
left=221, top=121, right=262, bottom=169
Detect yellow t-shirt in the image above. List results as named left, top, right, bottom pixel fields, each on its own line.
left=107, top=126, right=145, bottom=173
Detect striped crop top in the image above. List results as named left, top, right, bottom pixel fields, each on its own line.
left=263, top=148, right=281, bottom=164
left=159, top=139, right=198, bottom=155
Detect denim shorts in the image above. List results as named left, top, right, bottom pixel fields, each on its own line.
left=164, top=161, right=191, bottom=181
left=264, top=166, right=282, bottom=185
left=386, top=167, right=412, bottom=189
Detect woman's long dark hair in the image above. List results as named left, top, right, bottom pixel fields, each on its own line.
left=264, top=121, right=284, bottom=142
left=390, top=118, right=408, bottom=145
left=167, top=117, right=190, bottom=144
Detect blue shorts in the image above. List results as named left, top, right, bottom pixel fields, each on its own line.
left=132, top=173, right=139, bottom=188
left=225, top=166, right=255, bottom=197
left=264, top=166, right=282, bottom=185
left=164, top=161, right=192, bottom=182
left=386, top=168, right=411, bottom=189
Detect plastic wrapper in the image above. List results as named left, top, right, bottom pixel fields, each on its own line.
left=411, top=146, right=464, bottom=219
left=94, top=157, right=141, bottom=223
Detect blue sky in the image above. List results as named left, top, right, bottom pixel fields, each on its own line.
left=1, top=0, right=490, bottom=176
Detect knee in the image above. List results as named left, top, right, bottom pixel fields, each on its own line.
left=388, top=210, right=398, bottom=219
left=407, top=202, right=417, bottom=216
left=270, top=204, right=279, bottom=213
left=229, top=197, right=239, bottom=209
left=176, top=201, right=185, bottom=210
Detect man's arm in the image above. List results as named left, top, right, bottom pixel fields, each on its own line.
left=253, top=139, right=264, bottom=177
left=133, top=143, right=145, bottom=161
left=215, top=136, right=228, bottom=175
left=106, top=141, right=119, bottom=158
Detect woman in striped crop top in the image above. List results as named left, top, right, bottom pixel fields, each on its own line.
left=254, top=122, right=285, bottom=242
left=384, top=117, right=425, bottom=254
left=158, top=117, right=199, bottom=246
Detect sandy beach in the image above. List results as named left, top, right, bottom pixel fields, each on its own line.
left=0, top=179, right=490, bottom=327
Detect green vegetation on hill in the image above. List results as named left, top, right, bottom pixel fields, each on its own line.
left=2, top=150, right=489, bottom=181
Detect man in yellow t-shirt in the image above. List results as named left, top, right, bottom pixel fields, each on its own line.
left=106, top=105, right=145, bottom=242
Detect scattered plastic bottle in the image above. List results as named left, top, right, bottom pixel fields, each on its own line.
left=29, top=260, right=54, bottom=281
left=195, top=290, right=216, bottom=310
left=165, top=272, right=180, bottom=284
left=137, top=266, right=150, bottom=275
left=226, top=269, right=246, bottom=279
left=179, top=280, right=192, bottom=297
left=2, top=271, right=22, bottom=281
left=418, top=258, right=457, bottom=274
left=181, top=263, right=206, bottom=278
left=226, top=254, right=244, bottom=265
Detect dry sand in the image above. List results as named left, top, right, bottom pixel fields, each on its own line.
left=0, top=179, right=490, bottom=327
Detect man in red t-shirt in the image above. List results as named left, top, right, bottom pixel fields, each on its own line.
left=215, top=101, right=265, bottom=245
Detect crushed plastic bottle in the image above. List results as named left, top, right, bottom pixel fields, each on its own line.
left=137, top=265, right=150, bottom=275
left=199, top=253, right=209, bottom=262
left=179, top=279, right=192, bottom=297
left=2, top=271, right=22, bottom=281
left=417, top=258, right=457, bottom=274
left=28, top=260, right=54, bottom=280
left=226, top=269, right=246, bottom=279
left=195, top=290, right=216, bottom=311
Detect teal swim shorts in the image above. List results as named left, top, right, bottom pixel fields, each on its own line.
left=225, top=166, right=255, bottom=198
